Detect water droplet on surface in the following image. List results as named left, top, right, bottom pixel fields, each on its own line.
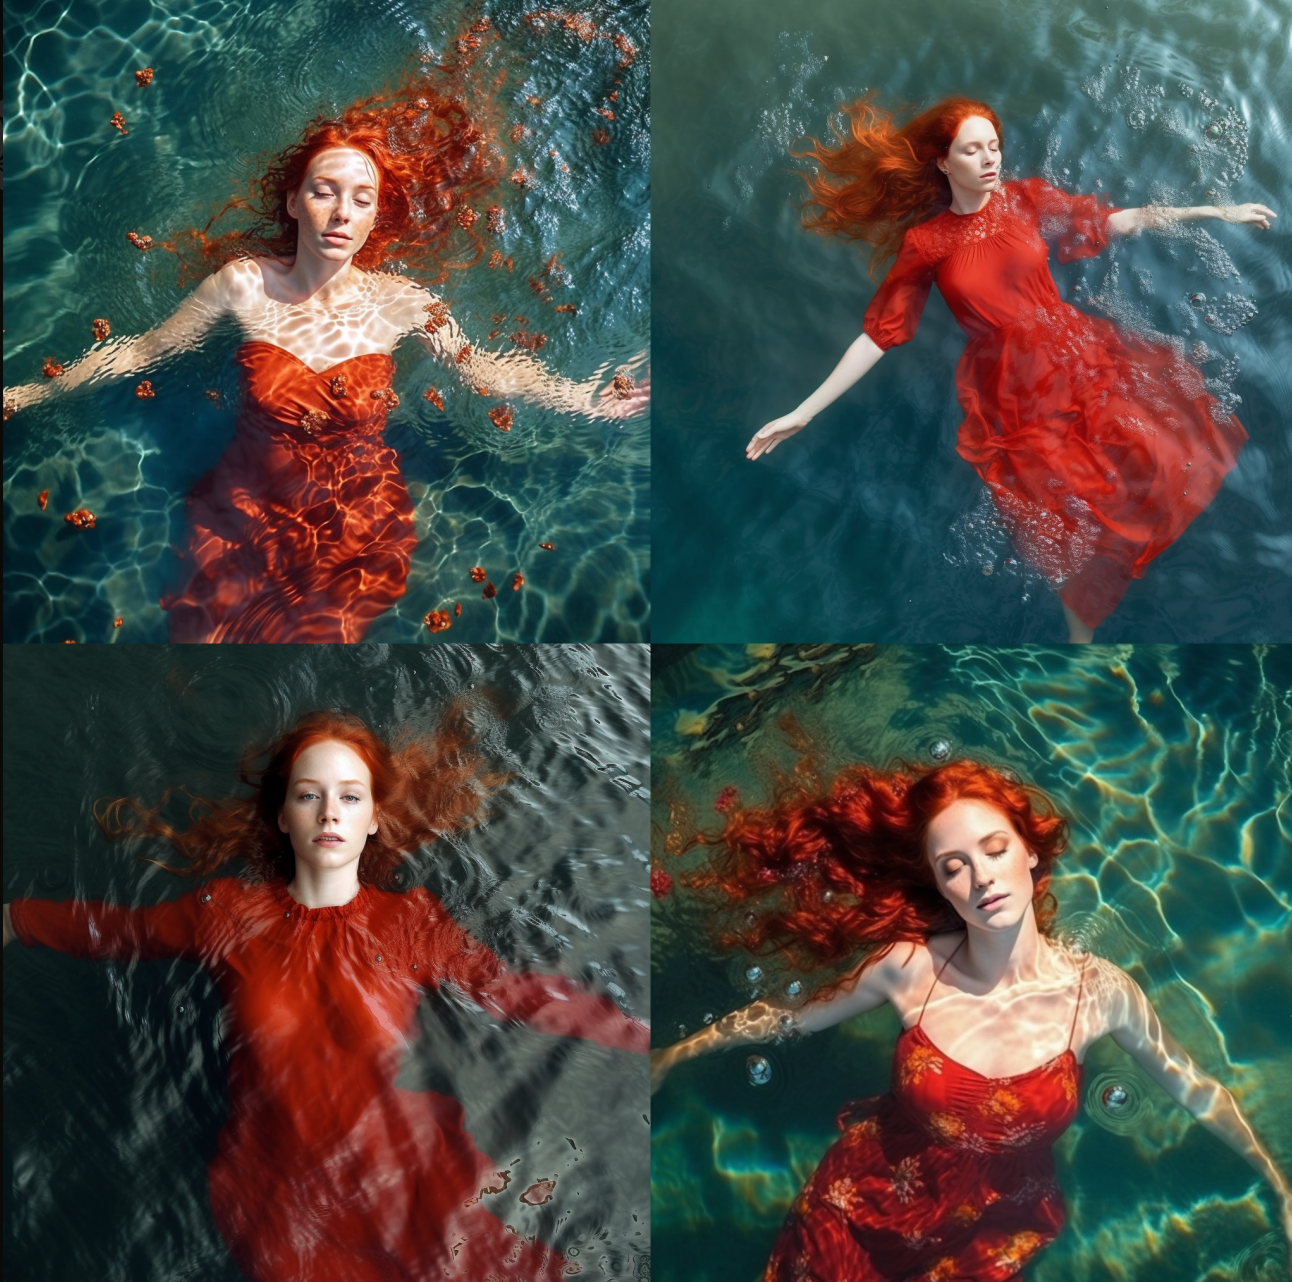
left=745, top=965, right=763, bottom=984
left=746, top=1055, right=773, bottom=1086
left=929, top=739, right=951, bottom=762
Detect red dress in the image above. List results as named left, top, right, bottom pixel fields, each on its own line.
left=162, top=342, right=417, bottom=642
left=862, top=179, right=1247, bottom=628
left=10, top=878, right=648, bottom=1281
left=765, top=940, right=1087, bottom=1282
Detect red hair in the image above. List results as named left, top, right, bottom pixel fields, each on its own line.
left=681, top=759, right=1067, bottom=981
left=96, top=709, right=503, bottom=889
left=170, top=73, right=499, bottom=286
left=794, top=93, right=1004, bottom=278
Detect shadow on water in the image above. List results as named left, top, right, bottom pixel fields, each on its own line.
left=3, top=643, right=650, bottom=1280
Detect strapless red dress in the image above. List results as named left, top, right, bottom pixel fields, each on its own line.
left=162, top=343, right=416, bottom=642
left=10, top=879, right=648, bottom=1282
left=765, top=945, right=1087, bottom=1282
left=862, top=178, right=1247, bottom=629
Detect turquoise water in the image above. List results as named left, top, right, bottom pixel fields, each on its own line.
left=651, top=644, right=1291, bottom=1281
left=652, top=0, right=1291, bottom=641
left=3, top=643, right=650, bottom=1279
left=3, top=0, right=649, bottom=642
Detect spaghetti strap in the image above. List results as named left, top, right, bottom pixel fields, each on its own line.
left=917, top=936, right=967, bottom=1028
left=1066, top=954, right=1088, bottom=1050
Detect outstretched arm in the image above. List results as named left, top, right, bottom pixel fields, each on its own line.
left=650, top=947, right=897, bottom=1094
left=1107, top=202, right=1276, bottom=236
left=745, top=332, right=885, bottom=461
left=392, top=280, right=647, bottom=423
left=1109, top=968, right=1292, bottom=1256
left=473, top=966, right=649, bottom=1054
left=3, top=262, right=244, bottom=419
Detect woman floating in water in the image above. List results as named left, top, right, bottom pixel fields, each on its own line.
left=650, top=759, right=1291, bottom=1280
left=4, top=77, right=647, bottom=643
left=4, top=710, right=648, bottom=1281
left=745, top=97, right=1274, bottom=642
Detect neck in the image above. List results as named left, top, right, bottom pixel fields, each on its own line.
left=946, top=182, right=995, bottom=216
left=282, top=246, right=360, bottom=307
left=957, top=906, right=1048, bottom=988
left=286, top=859, right=363, bottom=909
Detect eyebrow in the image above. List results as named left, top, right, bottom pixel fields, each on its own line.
left=293, top=778, right=368, bottom=787
left=310, top=176, right=377, bottom=191
left=934, top=829, right=1010, bottom=861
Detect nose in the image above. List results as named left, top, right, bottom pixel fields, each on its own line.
left=317, top=797, right=340, bottom=826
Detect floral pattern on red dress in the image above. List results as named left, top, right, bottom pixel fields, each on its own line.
left=764, top=1020, right=1082, bottom=1281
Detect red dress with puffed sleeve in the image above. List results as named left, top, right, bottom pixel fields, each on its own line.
left=10, top=879, right=647, bottom=1282
left=862, top=178, right=1246, bottom=629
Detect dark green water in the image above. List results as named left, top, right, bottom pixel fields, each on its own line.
left=3, top=0, right=649, bottom=642
left=652, top=0, right=1291, bottom=642
left=3, top=643, right=650, bottom=1279
left=651, top=644, right=1291, bottom=1281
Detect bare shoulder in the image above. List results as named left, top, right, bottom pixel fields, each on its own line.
left=200, top=256, right=273, bottom=311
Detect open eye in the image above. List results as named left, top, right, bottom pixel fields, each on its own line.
left=342, top=793, right=360, bottom=802
left=298, top=791, right=318, bottom=801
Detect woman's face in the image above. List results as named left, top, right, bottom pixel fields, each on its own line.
left=938, top=115, right=1001, bottom=194
left=285, top=146, right=380, bottom=262
left=278, top=739, right=379, bottom=872
left=925, top=797, right=1038, bottom=928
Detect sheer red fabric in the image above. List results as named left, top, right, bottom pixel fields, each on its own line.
left=862, top=178, right=1247, bottom=628
left=162, top=342, right=416, bottom=642
left=765, top=943, right=1086, bottom=1282
left=11, top=879, right=647, bottom=1281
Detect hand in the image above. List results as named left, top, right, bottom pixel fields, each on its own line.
left=650, top=1046, right=676, bottom=1096
left=589, top=352, right=649, bottom=422
left=1220, top=202, right=1277, bottom=229
left=747, top=413, right=810, bottom=460
left=3, top=903, right=14, bottom=948
left=3, top=383, right=50, bottom=421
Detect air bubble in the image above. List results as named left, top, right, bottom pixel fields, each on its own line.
left=1190, top=293, right=1206, bottom=307
left=745, top=965, right=763, bottom=984
left=929, top=739, right=951, bottom=762
left=982, top=563, right=994, bottom=575
left=785, top=980, right=803, bottom=997
left=746, top=1055, right=772, bottom=1086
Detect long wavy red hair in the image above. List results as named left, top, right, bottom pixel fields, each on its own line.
left=682, top=760, right=1067, bottom=981
left=169, top=72, right=499, bottom=286
left=795, top=93, right=1004, bottom=277
left=96, top=709, right=503, bottom=889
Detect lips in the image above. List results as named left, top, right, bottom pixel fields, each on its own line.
left=322, top=232, right=351, bottom=243
left=314, top=834, right=343, bottom=844
left=977, top=893, right=1007, bottom=910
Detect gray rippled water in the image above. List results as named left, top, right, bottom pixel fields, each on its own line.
left=3, top=643, right=650, bottom=1280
